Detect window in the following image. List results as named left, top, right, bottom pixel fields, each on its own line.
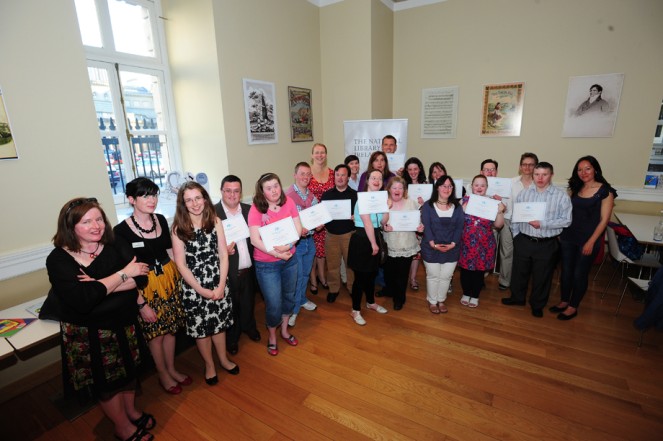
left=74, top=0, right=179, bottom=204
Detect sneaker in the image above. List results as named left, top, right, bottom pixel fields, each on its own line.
left=288, top=314, right=297, bottom=327
left=469, top=298, right=479, bottom=308
left=301, top=300, right=317, bottom=311
left=366, top=302, right=388, bottom=314
left=498, top=284, right=508, bottom=291
left=351, top=310, right=366, bottom=326
left=460, top=295, right=470, bottom=306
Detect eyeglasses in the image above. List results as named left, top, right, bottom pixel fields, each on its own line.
left=520, top=163, right=536, bottom=167
left=65, top=198, right=98, bottom=215
left=440, top=185, right=454, bottom=190
left=184, top=195, right=204, bottom=205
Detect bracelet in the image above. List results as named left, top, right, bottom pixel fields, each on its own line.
left=138, top=302, right=147, bottom=310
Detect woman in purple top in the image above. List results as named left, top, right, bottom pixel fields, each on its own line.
left=357, top=151, right=395, bottom=191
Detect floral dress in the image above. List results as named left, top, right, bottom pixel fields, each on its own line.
left=458, top=196, right=496, bottom=271
left=308, top=168, right=334, bottom=258
left=181, top=228, right=233, bottom=338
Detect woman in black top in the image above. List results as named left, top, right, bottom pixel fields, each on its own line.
left=46, top=198, right=152, bottom=441
left=114, top=178, right=189, bottom=395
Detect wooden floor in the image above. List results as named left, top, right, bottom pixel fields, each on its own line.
left=2, top=263, right=662, bottom=441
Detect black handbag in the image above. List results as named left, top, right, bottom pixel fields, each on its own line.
left=373, top=214, right=388, bottom=265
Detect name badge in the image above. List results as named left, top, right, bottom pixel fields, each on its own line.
left=132, top=241, right=145, bottom=248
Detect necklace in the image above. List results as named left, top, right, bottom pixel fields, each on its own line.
left=131, top=213, right=157, bottom=234
left=436, top=200, right=449, bottom=206
left=80, top=242, right=101, bottom=259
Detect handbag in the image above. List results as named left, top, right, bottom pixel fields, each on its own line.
left=373, top=213, right=388, bottom=265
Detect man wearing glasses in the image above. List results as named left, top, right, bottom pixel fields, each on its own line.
left=214, top=175, right=261, bottom=355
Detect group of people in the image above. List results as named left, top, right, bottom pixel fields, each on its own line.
left=45, top=134, right=616, bottom=441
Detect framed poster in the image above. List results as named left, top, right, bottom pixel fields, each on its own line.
left=243, top=78, right=278, bottom=145
left=421, top=86, right=458, bottom=139
left=480, top=82, right=525, bottom=137
left=562, top=73, right=624, bottom=137
left=0, top=86, right=18, bottom=160
left=288, top=86, right=313, bottom=142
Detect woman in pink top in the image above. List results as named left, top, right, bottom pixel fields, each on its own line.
left=248, top=172, right=303, bottom=356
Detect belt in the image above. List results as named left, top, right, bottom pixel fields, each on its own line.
left=520, top=234, right=558, bottom=243
left=238, top=268, right=251, bottom=277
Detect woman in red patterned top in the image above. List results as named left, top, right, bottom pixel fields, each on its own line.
left=308, top=143, right=334, bottom=293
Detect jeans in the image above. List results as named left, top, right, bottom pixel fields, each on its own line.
left=559, top=239, right=600, bottom=309
left=423, top=261, right=457, bottom=305
left=255, top=257, right=298, bottom=328
left=293, top=236, right=316, bottom=314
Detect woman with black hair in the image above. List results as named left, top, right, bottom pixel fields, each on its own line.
left=551, top=156, right=616, bottom=320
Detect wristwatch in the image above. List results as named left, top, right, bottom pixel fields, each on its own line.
left=117, top=271, right=128, bottom=283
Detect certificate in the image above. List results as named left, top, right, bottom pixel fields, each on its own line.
left=299, top=204, right=333, bottom=230
left=454, top=179, right=464, bottom=199
left=512, top=202, right=547, bottom=222
left=487, top=177, right=512, bottom=199
left=408, top=184, right=433, bottom=202
left=465, top=194, right=499, bottom=221
left=386, top=154, right=405, bottom=171
left=321, top=199, right=351, bottom=220
left=222, top=216, right=250, bottom=245
left=388, top=210, right=421, bottom=232
left=357, top=191, right=389, bottom=215
left=258, top=216, right=300, bottom=252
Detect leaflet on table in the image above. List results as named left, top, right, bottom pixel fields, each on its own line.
left=357, top=191, right=389, bottom=215
left=0, top=318, right=36, bottom=338
left=386, top=154, right=405, bottom=171
left=222, top=216, right=250, bottom=245
left=25, top=302, right=43, bottom=318
left=512, top=202, right=547, bottom=222
left=321, top=199, right=351, bottom=220
left=299, top=203, right=333, bottom=230
left=454, top=179, right=464, bottom=199
left=408, top=184, right=433, bottom=202
left=487, top=177, right=512, bottom=199
left=388, top=210, right=421, bottom=231
left=465, top=194, right=500, bottom=221
left=258, top=216, right=300, bottom=252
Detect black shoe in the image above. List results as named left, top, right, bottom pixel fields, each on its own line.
left=548, top=305, right=568, bottom=313
left=317, top=277, right=329, bottom=290
left=227, top=342, right=239, bottom=355
left=394, top=303, right=403, bottom=311
left=223, top=364, right=240, bottom=375
left=310, top=283, right=318, bottom=295
left=557, top=311, right=578, bottom=321
left=531, top=309, right=543, bottom=318
left=501, top=297, right=525, bottom=306
left=205, top=375, right=218, bottom=386
left=327, top=292, right=338, bottom=303
left=498, top=284, right=508, bottom=290
left=246, top=329, right=261, bottom=342
left=375, top=290, right=392, bottom=298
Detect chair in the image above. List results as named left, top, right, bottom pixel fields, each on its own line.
left=616, top=277, right=649, bottom=316
left=600, top=226, right=661, bottom=299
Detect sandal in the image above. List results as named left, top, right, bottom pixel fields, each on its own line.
left=115, top=427, right=153, bottom=441
left=309, top=282, right=318, bottom=295
left=468, top=298, right=479, bottom=308
left=438, top=302, right=448, bottom=313
left=131, top=412, right=156, bottom=431
left=429, top=303, right=440, bottom=314
left=281, top=334, right=298, bottom=346
left=267, top=343, right=279, bottom=356
left=410, top=280, right=419, bottom=291
left=460, top=295, right=470, bottom=306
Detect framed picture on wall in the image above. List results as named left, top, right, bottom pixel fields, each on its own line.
left=562, top=73, right=624, bottom=137
left=0, top=86, right=18, bottom=160
left=480, top=82, right=525, bottom=137
left=243, top=78, right=278, bottom=145
left=288, top=86, right=313, bottom=142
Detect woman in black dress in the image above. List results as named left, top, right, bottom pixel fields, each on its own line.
left=114, top=178, right=189, bottom=395
left=46, top=198, right=152, bottom=441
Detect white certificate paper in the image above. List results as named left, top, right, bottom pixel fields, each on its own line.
left=465, top=194, right=499, bottom=221
left=258, top=217, right=300, bottom=252
left=454, top=179, right=464, bottom=199
left=386, top=154, right=405, bottom=171
left=357, top=191, right=389, bottom=215
left=299, top=204, right=333, bottom=230
left=408, top=184, right=433, bottom=202
left=222, top=216, right=250, bottom=245
left=512, top=202, right=547, bottom=222
left=487, top=177, right=512, bottom=199
left=321, top=199, right=351, bottom=220
left=388, top=210, right=421, bottom=232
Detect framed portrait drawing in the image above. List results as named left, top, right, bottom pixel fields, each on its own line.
left=288, top=86, right=313, bottom=142
left=0, top=86, right=18, bottom=160
left=243, top=78, right=278, bottom=145
left=480, top=82, right=525, bottom=137
left=562, top=73, right=624, bottom=137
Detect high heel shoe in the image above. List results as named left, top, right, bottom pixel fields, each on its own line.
left=309, top=282, right=318, bottom=295
left=159, top=380, right=182, bottom=395
left=222, top=363, right=240, bottom=375
left=317, top=277, right=329, bottom=289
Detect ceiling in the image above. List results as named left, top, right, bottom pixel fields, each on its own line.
left=308, top=0, right=447, bottom=12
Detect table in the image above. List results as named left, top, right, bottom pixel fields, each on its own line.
left=0, top=338, right=14, bottom=360
left=614, top=212, right=663, bottom=246
left=0, top=296, right=59, bottom=352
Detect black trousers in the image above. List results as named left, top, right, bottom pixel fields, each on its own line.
left=351, top=270, right=378, bottom=311
left=226, top=268, right=258, bottom=346
left=510, top=235, right=559, bottom=311
left=460, top=268, right=485, bottom=299
left=383, top=255, right=413, bottom=306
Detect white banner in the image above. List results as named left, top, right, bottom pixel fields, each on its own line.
left=344, top=119, right=408, bottom=173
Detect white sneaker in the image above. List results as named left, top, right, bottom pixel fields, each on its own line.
left=302, top=300, right=317, bottom=311
left=460, top=295, right=470, bottom=306
left=351, top=310, right=366, bottom=325
left=366, top=302, right=388, bottom=314
left=288, top=313, right=297, bottom=327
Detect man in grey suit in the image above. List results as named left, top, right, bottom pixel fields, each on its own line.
left=214, top=175, right=261, bottom=355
